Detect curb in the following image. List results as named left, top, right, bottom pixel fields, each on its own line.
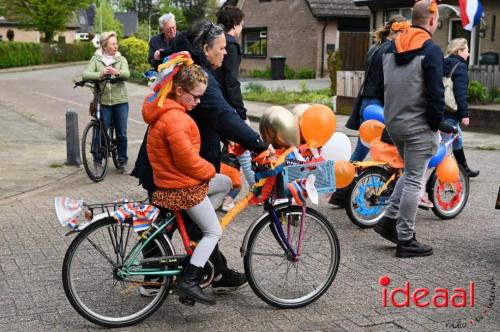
left=0, top=61, right=88, bottom=75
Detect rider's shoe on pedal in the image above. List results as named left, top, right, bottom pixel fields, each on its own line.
left=174, top=263, right=216, bottom=305
left=211, top=268, right=248, bottom=294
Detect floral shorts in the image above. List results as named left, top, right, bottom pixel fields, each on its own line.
left=152, top=182, right=209, bottom=211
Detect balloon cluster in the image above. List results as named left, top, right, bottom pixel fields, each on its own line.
left=361, top=104, right=459, bottom=183
left=260, top=103, right=355, bottom=189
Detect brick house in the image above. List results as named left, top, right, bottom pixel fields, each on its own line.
left=353, top=0, right=500, bottom=65
left=237, top=0, right=370, bottom=76
left=0, top=16, right=80, bottom=43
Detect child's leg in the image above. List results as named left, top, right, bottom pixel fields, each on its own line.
left=186, top=197, right=222, bottom=267
left=237, top=150, right=255, bottom=187
left=228, top=188, right=240, bottom=200
left=208, top=174, right=232, bottom=209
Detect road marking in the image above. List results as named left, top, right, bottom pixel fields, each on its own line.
left=35, top=91, right=145, bottom=126
left=35, top=92, right=87, bottom=108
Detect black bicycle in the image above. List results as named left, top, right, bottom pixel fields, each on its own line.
left=74, top=78, right=120, bottom=182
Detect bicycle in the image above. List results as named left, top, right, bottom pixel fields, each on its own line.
left=345, top=129, right=470, bottom=228
left=74, top=78, right=120, bottom=182
left=58, top=158, right=341, bottom=328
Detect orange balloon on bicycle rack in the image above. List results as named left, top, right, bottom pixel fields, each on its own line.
left=436, top=156, right=459, bottom=183
left=334, top=160, right=355, bottom=189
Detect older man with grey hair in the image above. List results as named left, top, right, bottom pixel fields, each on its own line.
left=148, top=13, right=179, bottom=70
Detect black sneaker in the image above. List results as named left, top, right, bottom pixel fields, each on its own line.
left=373, top=216, right=398, bottom=244
left=211, top=269, right=248, bottom=294
left=396, top=236, right=433, bottom=258
left=328, top=191, right=345, bottom=208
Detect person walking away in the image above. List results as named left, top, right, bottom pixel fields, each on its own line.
left=83, top=31, right=130, bottom=174
left=330, top=15, right=408, bottom=207
left=216, top=6, right=256, bottom=189
left=373, top=0, right=444, bottom=258
left=143, top=52, right=220, bottom=305
left=148, top=13, right=179, bottom=71
left=443, top=38, right=479, bottom=177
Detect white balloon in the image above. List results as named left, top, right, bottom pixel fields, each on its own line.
left=321, top=132, right=352, bottom=161
left=291, top=104, right=311, bottom=118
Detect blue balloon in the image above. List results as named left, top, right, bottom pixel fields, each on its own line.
left=363, top=104, right=385, bottom=124
left=428, top=145, right=446, bottom=168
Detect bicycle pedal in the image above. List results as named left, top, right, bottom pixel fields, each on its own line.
left=178, top=296, right=195, bottom=306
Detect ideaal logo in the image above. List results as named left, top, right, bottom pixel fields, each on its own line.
left=379, top=275, right=474, bottom=308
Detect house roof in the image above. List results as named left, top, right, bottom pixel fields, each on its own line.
left=115, top=12, right=138, bottom=37
left=305, top=0, right=370, bottom=18
left=353, top=0, right=414, bottom=7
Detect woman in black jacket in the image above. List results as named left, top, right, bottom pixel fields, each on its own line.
left=443, top=38, right=479, bottom=177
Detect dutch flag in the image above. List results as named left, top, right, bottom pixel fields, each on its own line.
left=458, top=0, right=484, bottom=31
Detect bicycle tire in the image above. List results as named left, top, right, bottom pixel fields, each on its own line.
left=82, top=122, right=108, bottom=182
left=108, top=126, right=120, bottom=170
left=428, top=165, right=469, bottom=220
left=243, top=205, right=340, bottom=308
left=345, top=167, right=393, bottom=228
left=62, top=217, right=173, bottom=328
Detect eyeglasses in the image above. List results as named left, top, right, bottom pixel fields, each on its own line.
left=201, top=22, right=217, bottom=45
left=183, top=87, right=203, bottom=102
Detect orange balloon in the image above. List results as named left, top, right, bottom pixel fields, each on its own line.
left=436, top=155, right=459, bottom=183
left=300, top=104, right=336, bottom=148
left=359, top=120, right=385, bottom=146
left=334, top=160, right=355, bottom=189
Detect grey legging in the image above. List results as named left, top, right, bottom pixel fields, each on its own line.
left=187, top=173, right=231, bottom=267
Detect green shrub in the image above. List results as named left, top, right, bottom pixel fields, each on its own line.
left=40, top=42, right=95, bottom=63
left=120, top=37, right=149, bottom=70
left=245, top=82, right=267, bottom=94
left=0, top=42, right=42, bottom=68
left=247, top=68, right=271, bottom=78
left=468, top=80, right=487, bottom=103
left=284, top=65, right=315, bottom=79
left=488, top=87, right=500, bottom=103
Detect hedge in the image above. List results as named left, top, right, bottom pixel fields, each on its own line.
left=120, top=37, right=151, bottom=81
left=0, top=41, right=95, bottom=69
left=0, top=42, right=42, bottom=68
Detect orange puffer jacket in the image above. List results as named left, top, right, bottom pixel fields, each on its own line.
left=143, top=95, right=215, bottom=189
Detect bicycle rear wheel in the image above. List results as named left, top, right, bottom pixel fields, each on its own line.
left=345, top=167, right=393, bottom=228
left=82, top=122, right=108, bottom=182
left=243, top=206, right=340, bottom=308
left=108, top=126, right=120, bottom=169
left=62, top=218, right=173, bottom=328
left=428, top=165, right=469, bottom=219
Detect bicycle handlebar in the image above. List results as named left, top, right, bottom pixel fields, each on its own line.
left=73, top=77, right=119, bottom=88
left=438, top=122, right=458, bottom=134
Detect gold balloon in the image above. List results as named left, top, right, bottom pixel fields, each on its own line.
left=259, top=106, right=300, bottom=147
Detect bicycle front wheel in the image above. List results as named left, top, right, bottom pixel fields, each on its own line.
left=82, top=122, right=108, bottom=182
left=428, top=165, right=469, bottom=219
left=243, top=206, right=340, bottom=308
left=62, top=218, right=173, bottom=328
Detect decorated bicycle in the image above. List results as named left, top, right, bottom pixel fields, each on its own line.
left=56, top=104, right=342, bottom=328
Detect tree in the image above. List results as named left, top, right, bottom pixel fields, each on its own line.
left=94, top=0, right=124, bottom=38
left=0, top=0, right=92, bottom=42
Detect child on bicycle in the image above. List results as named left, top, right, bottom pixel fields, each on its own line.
left=142, top=51, right=221, bottom=305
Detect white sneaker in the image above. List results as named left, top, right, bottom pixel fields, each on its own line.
left=139, top=286, right=159, bottom=297
left=221, top=201, right=235, bottom=212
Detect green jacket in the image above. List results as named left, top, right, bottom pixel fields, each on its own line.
left=82, top=50, right=130, bottom=105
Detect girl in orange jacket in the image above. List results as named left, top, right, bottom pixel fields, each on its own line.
left=142, top=51, right=220, bottom=305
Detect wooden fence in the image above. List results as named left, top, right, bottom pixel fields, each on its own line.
left=337, top=65, right=499, bottom=98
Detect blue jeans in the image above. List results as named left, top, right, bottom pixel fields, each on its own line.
left=100, top=103, right=129, bottom=165
left=441, top=117, right=463, bottom=150
left=350, top=98, right=383, bottom=162
left=237, top=150, right=255, bottom=187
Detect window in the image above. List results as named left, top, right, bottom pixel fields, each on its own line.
left=242, top=28, right=267, bottom=57
left=449, top=19, right=471, bottom=44
left=384, top=8, right=412, bottom=22
left=78, top=14, right=87, bottom=25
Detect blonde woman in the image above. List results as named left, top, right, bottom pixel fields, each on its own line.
left=443, top=38, right=479, bottom=177
left=83, top=31, right=130, bottom=174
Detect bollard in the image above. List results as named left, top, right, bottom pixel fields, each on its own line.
left=65, top=110, right=81, bottom=166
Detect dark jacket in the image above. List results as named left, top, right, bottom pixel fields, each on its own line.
left=170, top=32, right=266, bottom=171
left=379, top=26, right=444, bottom=133
left=214, top=33, right=247, bottom=120
left=443, top=54, right=469, bottom=120
left=148, top=32, right=179, bottom=70
left=346, top=39, right=391, bottom=130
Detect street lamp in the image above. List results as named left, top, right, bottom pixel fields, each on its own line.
left=148, top=13, right=160, bottom=41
